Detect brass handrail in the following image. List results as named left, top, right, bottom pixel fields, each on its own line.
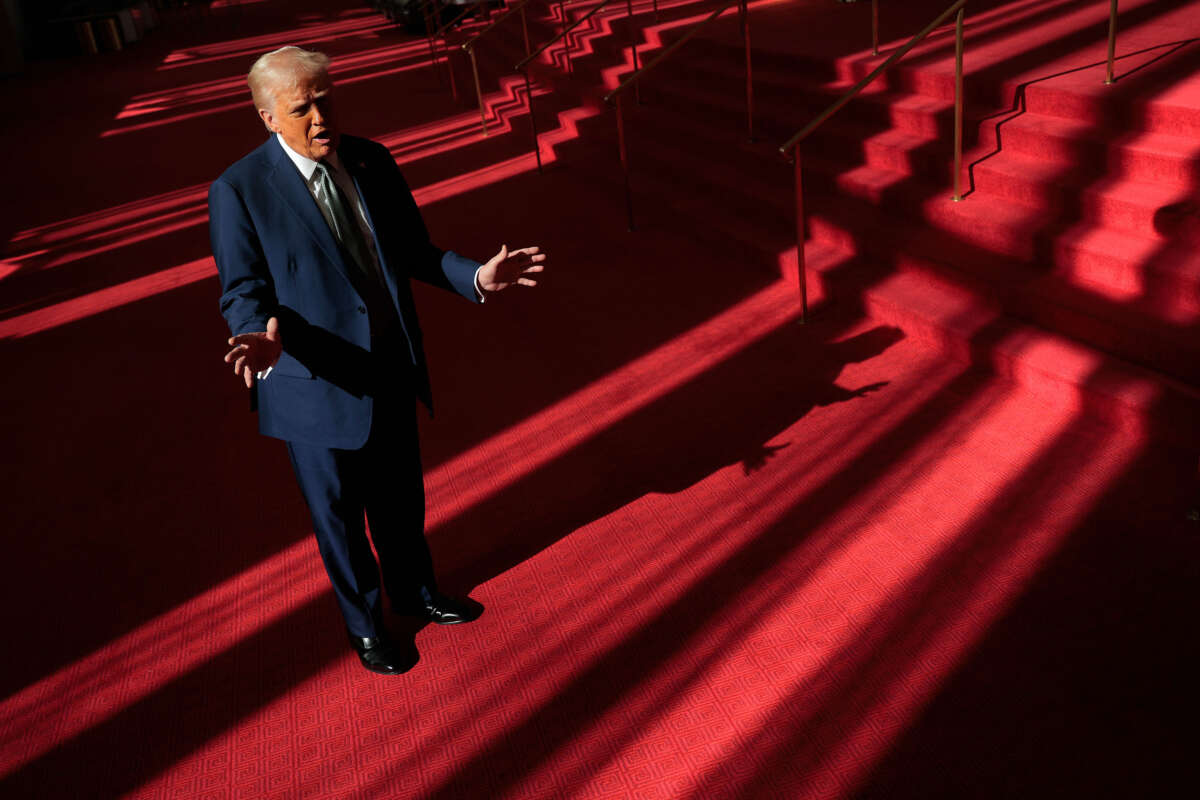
left=436, top=7, right=474, bottom=102
left=462, top=0, right=540, bottom=136
left=779, top=0, right=967, bottom=155
left=871, top=0, right=879, bottom=55
left=428, top=1, right=498, bottom=103
left=516, top=0, right=636, bottom=174
left=1105, top=0, right=1118, bottom=84
left=414, top=0, right=470, bottom=99
left=603, top=0, right=754, bottom=231
left=415, top=0, right=444, bottom=90
left=781, top=0, right=968, bottom=323
left=516, top=0, right=617, bottom=70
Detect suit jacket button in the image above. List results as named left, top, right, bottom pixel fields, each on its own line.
left=357, top=305, right=367, bottom=313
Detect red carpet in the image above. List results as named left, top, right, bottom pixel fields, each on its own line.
left=0, top=1, right=1196, bottom=797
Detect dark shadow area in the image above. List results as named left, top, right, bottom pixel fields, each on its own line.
left=891, top=0, right=1182, bottom=105
left=0, top=278, right=308, bottom=698
left=1154, top=196, right=1200, bottom=237
left=0, top=1, right=436, bottom=298
left=434, top=319, right=904, bottom=592
left=850, top=430, right=1196, bottom=799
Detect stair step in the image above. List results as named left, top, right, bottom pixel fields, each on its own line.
left=569, top=134, right=792, bottom=274
left=652, top=63, right=1200, bottom=200
left=806, top=153, right=1200, bottom=306
left=1023, top=73, right=1200, bottom=140
left=582, top=117, right=1200, bottom=378
left=971, top=147, right=1195, bottom=239
left=591, top=148, right=1200, bottom=439
left=993, top=112, right=1200, bottom=187
left=802, top=188, right=1200, bottom=384
left=828, top=266, right=1200, bottom=445
left=472, top=0, right=1200, bottom=439
left=651, top=60, right=961, bottom=141
left=586, top=101, right=1200, bottom=349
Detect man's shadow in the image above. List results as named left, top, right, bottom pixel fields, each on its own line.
left=430, top=322, right=905, bottom=594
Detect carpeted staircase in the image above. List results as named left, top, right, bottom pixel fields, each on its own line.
left=436, top=0, right=1200, bottom=443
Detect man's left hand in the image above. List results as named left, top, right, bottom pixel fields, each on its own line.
left=477, top=245, right=546, bottom=294
left=224, top=316, right=282, bottom=388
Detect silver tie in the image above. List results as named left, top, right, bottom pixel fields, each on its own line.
left=314, top=161, right=375, bottom=279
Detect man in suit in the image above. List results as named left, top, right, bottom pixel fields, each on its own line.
left=210, top=45, right=545, bottom=675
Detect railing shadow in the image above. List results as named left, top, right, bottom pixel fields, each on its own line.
left=965, top=38, right=1200, bottom=199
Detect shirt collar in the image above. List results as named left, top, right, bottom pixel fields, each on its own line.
left=276, top=133, right=343, bottom=182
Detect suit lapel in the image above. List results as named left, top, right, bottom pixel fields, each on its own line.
left=339, top=144, right=402, bottom=298
left=265, top=138, right=356, bottom=285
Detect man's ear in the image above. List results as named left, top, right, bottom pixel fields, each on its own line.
left=258, top=108, right=278, bottom=133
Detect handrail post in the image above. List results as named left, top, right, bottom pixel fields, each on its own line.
left=871, top=0, right=879, bottom=56
left=518, top=0, right=620, bottom=75
left=468, top=45, right=488, bottom=135
left=446, top=40, right=459, bottom=102
left=615, top=93, right=635, bottom=231
left=741, top=0, right=754, bottom=141
left=424, top=6, right=443, bottom=86
left=653, top=0, right=659, bottom=23
left=626, top=0, right=641, bottom=104
left=793, top=147, right=808, bottom=323
left=1105, top=0, right=1118, bottom=84
left=524, top=69, right=543, bottom=173
left=952, top=7, right=964, bottom=201
left=521, top=5, right=531, bottom=57
left=779, top=0, right=968, bottom=156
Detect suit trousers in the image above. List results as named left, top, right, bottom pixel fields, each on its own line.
left=284, top=332, right=436, bottom=638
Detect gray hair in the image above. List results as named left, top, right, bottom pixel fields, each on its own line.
left=247, top=46, right=331, bottom=127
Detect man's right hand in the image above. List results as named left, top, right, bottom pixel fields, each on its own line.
left=224, top=316, right=282, bottom=388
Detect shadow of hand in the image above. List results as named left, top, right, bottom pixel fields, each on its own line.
left=742, top=442, right=791, bottom=475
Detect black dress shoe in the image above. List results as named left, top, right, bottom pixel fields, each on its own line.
left=348, top=633, right=417, bottom=675
left=401, top=590, right=482, bottom=625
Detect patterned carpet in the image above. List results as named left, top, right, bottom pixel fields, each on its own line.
left=0, top=1, right=1196, bottom=797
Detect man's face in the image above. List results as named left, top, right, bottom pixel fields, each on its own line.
left=260, top=70, right=339, bottom=161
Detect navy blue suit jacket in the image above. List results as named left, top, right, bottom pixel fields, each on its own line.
left=210, top=134, right=480, bottom=449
